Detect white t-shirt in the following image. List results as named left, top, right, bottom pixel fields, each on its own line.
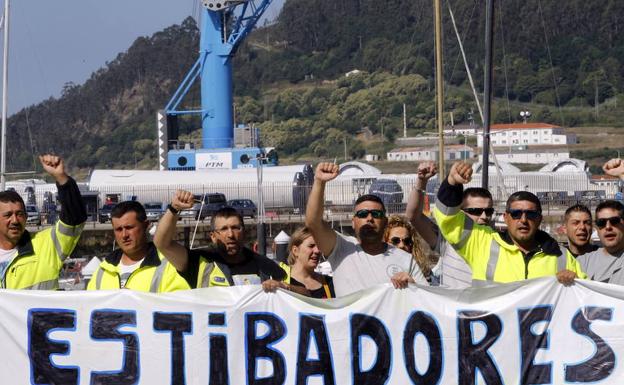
left=0, top=247, right=17, bottom=282
left=119, top=259, right=144, bottom=288
left=437, top=240, right=473, bottom=289
left=328, top=232, right=428, bottom=297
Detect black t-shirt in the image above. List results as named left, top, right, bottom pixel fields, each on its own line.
left=182, top=247, right=285, bottom=288
left=290, top=275, right=335, bottom=299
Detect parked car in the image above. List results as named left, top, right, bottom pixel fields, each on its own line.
left=98, top=203, right=116, bottom=223
left=369, top=179, right=404, bottom=207
left=144, top=202, right=166, bottom=222
left=227, top=199, right=257, bottom=218
left=26, top=205, right=41, bottom=226
left=179, top=193, right=227, bottom=220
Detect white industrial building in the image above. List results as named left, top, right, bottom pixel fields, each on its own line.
left=387, top=145, right=474, bottom=161
left=478, top=123, right=576, bottom=147
left=492, top=147, right=570, bottom=164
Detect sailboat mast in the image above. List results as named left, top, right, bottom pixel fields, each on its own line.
left=0, top=0, right=9, bottom=191
left=482, top=0, right=495, bottom=189
left=434, top=0, right=445, bottom=176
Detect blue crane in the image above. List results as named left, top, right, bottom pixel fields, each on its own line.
left=160, top=0, right=276, bottom=170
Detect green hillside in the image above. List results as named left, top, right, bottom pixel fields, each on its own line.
left=6, top=0, right=624, bottom=176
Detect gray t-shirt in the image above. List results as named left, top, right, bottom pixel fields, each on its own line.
left=577, top=248, right=624, bottom=285
left=328, top=232, right=428, bottom=297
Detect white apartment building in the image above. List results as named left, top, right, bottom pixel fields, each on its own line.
left=477, top=123, right=576, bottom=147
left=493, top=148, right=570, bottom=164
left=387, top=145, right=474, bottom=161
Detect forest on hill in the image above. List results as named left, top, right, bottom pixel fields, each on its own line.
left=6, top=0, right=624, bottom=174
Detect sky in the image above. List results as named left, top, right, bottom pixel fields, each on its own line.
left=5, top=0, right=284, bottom=114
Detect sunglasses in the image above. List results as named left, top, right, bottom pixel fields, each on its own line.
left=463, top=207, right=495, bottom=217
left=354, top=209, right=386, bottom=219
left=506, top=209, right=541, bottom=220
left=390, top=237, right=413, bottom=247
left=595, top=216, right=623, bottom=229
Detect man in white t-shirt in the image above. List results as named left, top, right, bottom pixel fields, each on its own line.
left=305, top=162, right=427, bottom=297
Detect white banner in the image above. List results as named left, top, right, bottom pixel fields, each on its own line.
left=6, top=278, right=624, bottom=384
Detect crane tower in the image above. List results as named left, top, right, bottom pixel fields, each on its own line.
left=159, top=0, right=276, bottom=170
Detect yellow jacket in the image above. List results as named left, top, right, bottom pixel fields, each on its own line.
left=3, top=221, right=84, bottom=290
left=87, top=243, right=190, bottom=292
left=434, top=182, right=586, bottom=284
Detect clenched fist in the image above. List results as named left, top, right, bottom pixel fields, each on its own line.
left=39, top=154, right=69, bottom=185
left=172, top=190, right=195, bottom=211
left=447, top=161, right=472, bottom=186
left=314, top=162, right=340, bottom=183
left=417, top=161, right=437, bottom=181
left=603, top=158, right=624, bottom=179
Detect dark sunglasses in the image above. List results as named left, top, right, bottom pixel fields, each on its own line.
left=506, top=209, right=541, bottom=220
left=390, top=237, right=413, bottom=246
left=463, top=207, right=495, bottom=217
left=354, top=209, right=386, bottom=219
left=595, top=216, right=623, bottom=229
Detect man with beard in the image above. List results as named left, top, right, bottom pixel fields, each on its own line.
left=575, top=201, right=624, bottom=284
left=0, top=154, right=86, bottom=289
left=154, top=190, right=287, bottom=288
left=434, top=161, right=585, bottom=284
left=305, top=162, right=427, bottom=297
left=563, top=204, right=598, bottom=258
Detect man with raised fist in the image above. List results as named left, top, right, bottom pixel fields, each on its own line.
left=305, top=162, right=427, bottom=297
left=433, top=161, right=585, bottom=285
left=0, top=154, right=86, bottom=289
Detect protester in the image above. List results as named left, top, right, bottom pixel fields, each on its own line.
left=0, top=154, right=86, bottom=290
left=575, top=201, right=624, bottom=284
left=384, top=215, right=437, bottom=284
left=563, top=204, right=598, bottom=257
left=272, top=227, right=335, bottom=298
left=305, top=162, right=427, bottom=297
left=154, top=190, right=288, bottom=289
left=87, top=201, right=189, bottom=292
left=434, top=161, right=585, bottom=284
left=405, top=162, right=495, bottom=288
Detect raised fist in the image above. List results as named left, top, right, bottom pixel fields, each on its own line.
left=314, top=162, right=340, bottom=183
left=447, top=161, right=472, bottom=186
left=39, top=154, right=68, bottom=184
left=603, top=158, right=624, bottom=179
left=417, top=161, right=437, bottom=181
left=172, top=190, right=195, bottom=211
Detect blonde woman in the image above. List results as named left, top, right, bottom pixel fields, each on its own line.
left=384, top=215, right=437, bottom=283
left=284, top=227, right=335, bottom=298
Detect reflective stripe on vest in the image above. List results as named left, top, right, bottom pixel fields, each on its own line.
left=95, top=268, right=105, bottom=290
left=558, top=246, right=568, bottom=272
left=486, top=240, right=501, bottom=281
left=149, top=261, right=168, bottom=293
left=57, top=223, right=84, bottom=237
left=50, top=229, right=69, bottom=262
left=23, top=278, right=58, bottom=290
left=200, top=262, right=217, bottom=288
left=451, top=217, right=474, bottom=250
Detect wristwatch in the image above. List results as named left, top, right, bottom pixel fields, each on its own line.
left=167, top=204, right=179, bottom=215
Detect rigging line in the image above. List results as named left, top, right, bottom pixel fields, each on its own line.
left=189, top=192, right=206, bottom=250
left=446, top=0, right=478, bottom=89
left=496, top=0, right=512, bottom=123
left=537, top=0, right=565, bottom=126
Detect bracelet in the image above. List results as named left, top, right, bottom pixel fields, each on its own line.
left=414, top=188, right=425, bottom=194
left=167, top=204, right=179, bottom=215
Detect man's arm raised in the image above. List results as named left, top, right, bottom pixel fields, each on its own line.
left=153, top=190, right=194, bottom=272
left=405, top=161, right=438, bottom=249
left=304, top=162, right=339, bottom=257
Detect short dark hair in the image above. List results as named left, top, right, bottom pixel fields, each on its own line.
left=354, top=194, right=386, bottom=212
left=211, top=207, right=244, bottom=230
left=596, top=200, right=624, bottom=218
left=463, top=187, right=493, bottom=202
left=111, top=201, right=147, bottom=222
left=0, top=190, right=25, bottom=211
left=506, top=191, right=542, bottom=213
left=564, top=204, right=592, bottom=221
